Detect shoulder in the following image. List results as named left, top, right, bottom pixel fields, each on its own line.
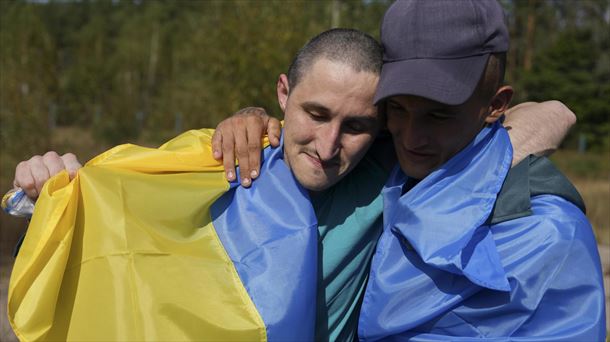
left=530, top=194, right=588, bottom=224
left=469, top=194, right=605, bottom=340
left=528, top=194, right=592, bottom=247
left=491, top=194, right=599, bottom=280
left=493, top=194, right=592, bottom=247
left=489, top=155, right=586, bottom=224
left=528, top=194, right=598, bottom=258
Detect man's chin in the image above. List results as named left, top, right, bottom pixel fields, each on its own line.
left=401, top=163, right=434, bottom=181
left=294, top=174, right=337, bottom=192
left=290, top=160, right=343, bottom=192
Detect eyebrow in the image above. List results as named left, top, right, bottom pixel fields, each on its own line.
left=430, top=108, right=455, bottom=116
left=301, top=101, right=331, bottom=116
left=344, top=116, right=380, bottom=127
left=388, top=99, right=455, bottom=116
left=301, top=101, right=378, bottom=122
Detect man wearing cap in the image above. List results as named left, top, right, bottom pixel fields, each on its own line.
left=357, top=0, right=605, bottom=340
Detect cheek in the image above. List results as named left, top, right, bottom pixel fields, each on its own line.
left=284, top=113, right=313, bottom=144
left=387, top=113, right=416, bottom=144
left=284, top=128, right=306, bottom=150
left=342, top=135, right=374, bottom=163
left=432, top=125, right=455, bottom=148
left=437, top=123, right=472, bottom=156
left=386, top=115, right=402, bottom=136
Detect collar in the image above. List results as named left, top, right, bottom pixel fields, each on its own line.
left=486, top=154, right=531, bottom=224
left=488, top=154, right=586, bottom=225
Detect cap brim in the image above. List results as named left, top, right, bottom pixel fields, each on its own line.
left=374, top=54, right=490, bottom=105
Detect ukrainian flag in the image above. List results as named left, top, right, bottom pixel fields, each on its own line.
left=8, top=129, right=318, bottom=341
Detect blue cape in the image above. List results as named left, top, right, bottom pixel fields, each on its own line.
left=358, top=122, right=606, bottom=341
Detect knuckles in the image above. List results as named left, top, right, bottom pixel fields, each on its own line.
left=235, top=145, right=249, bottom=156
left=247, top=142, right=260, bottom=152
left=28, top=155, right=43, bottom=164
left=62, top=152, right=77, bottom=160
left=43, top=151, right=60, bottom=159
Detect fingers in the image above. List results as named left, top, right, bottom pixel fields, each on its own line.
left=211, top=129, right=223, bottom=160
left=221, top=128, right=237, bottom=182
left=15, top=152, right=57, bottom=199
left=233, top=116, right=252, bottom=187
left=245, top=115, right=264, bottom=182
left=13, top=151, right=82, bottom=200
left=267, top=117, right=282, bottom=147
left=61, top=153, right=82, bottom=179
left=214, top=120, right=238, bottom=181
left=43, top=151, right=66, bottom=180
left=14, top=159, right=42, bottom=199
left=213, top=106, right=276, bottom=187
left=28, top=154, right=54, bottom=198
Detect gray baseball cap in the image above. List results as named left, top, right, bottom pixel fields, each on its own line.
left=374, top=0, right=509, bottom=105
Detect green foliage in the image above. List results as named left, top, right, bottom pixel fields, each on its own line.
left=504, top=0, right=610, bottom=152
left=0, top=0, right=607, bottom=152
left=0, top=1, right=55, bottom=160
left=550, top=150, right=610, bottom=179
left=522, top=28, right=610, bottom=151
left=0, top=0, right=391, bottom=148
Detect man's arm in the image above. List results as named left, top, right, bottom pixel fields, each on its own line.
left=504, top=101, right=576, bottom=165
left=211, top=100, right=577, bottom=183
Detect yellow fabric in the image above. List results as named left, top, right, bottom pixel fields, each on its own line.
left=8, top=129, right=268, bottom=341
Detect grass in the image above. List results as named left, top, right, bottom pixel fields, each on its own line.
left=550, top=149, right=610, bottom=179
left=570, top=177, right=610, bottom=245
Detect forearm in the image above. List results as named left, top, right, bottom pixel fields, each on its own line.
left=504, top=101, right=576, bottom=165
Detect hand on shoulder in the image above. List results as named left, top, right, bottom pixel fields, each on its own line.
left=211, top=107, right=281, bottom=187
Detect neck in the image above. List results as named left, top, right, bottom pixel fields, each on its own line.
left=401, top=177, right=420, bottom=195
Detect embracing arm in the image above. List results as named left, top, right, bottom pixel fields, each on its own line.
left=504, top=101, right=576, bottom=165
left=212, top=101, right=578, bottom=182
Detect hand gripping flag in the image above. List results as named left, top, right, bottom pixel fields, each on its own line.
left=7, top=129, right=318, bottom=341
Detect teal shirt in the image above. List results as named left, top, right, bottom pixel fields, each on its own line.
left=312, top=153, right=388, bottom=341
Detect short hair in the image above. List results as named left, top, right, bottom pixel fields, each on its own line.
left=287, top=28, right=383, bottom=91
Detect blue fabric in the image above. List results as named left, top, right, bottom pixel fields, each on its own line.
left=211, top=143, right=318, bottom=341
left=358, top=122, right=606, bottom=341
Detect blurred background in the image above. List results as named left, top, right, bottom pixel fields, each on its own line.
left=1, top=0, right=608, bottom=340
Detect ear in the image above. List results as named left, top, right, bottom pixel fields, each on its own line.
left=276, top=74, right=290, bottom=113
left=485, top=85, right=514, bottom=124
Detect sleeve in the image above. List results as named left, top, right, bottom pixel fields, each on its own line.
left=504, top=195, right=606, bottom=340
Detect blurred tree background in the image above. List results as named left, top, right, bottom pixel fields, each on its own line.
left=0, top=0, right=608, bottom=159
left=0, top=0, right=609, bottom=339
left=0, top=0, right=609, bottom=237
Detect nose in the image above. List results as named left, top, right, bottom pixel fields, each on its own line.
left=404, top=123, right=429, bottom=149
left=315, top=123, right=341, bottom=161
left=390, top=115, right=428, bottom=149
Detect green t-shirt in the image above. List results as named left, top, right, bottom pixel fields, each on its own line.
left=312, top=153, right=388, bottom=341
